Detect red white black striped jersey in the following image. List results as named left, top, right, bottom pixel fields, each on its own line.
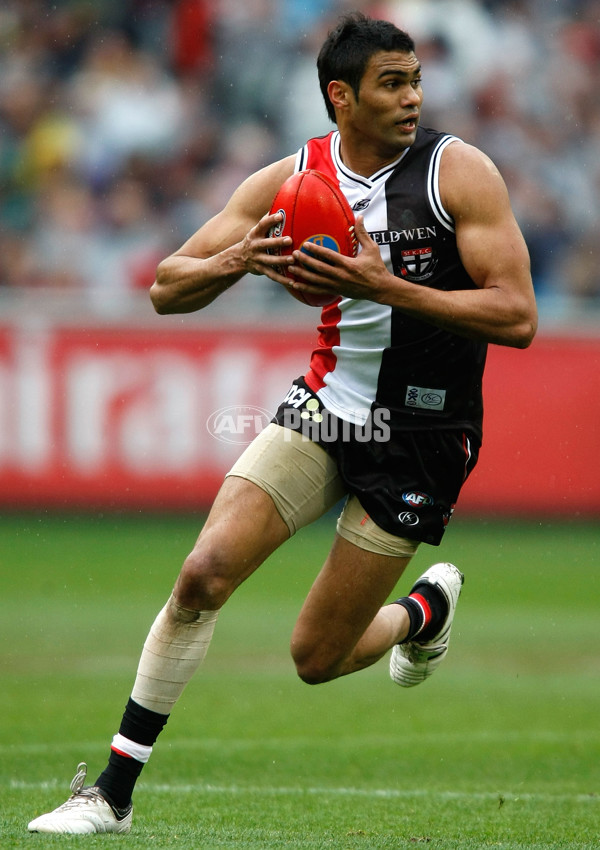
left=295, top=127, right=487, bottom=436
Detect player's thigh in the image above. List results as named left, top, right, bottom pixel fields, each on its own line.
left=175, top=475, right=290, bottom=608
left=291, top=532, right=412, bottom=661
left=226, top=422, right=346, bottom=534
left=175, top=424, right=345, bottom=608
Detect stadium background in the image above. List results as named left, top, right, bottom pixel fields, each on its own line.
left=0, top=0, right=599, bottom=514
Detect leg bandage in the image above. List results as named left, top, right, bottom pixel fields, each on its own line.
left=131, top=594, right=219, bottom=714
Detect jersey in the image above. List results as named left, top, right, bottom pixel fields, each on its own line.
left=294, top=127, right=487, bottom=439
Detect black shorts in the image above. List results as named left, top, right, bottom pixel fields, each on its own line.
left=273, top=377, right=481, bottom=546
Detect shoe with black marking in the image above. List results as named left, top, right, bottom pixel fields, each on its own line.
left=390, top=562, right=464, bottom=688
left=27, top=762, right=132, bottom=834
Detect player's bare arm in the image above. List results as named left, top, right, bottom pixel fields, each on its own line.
left=433, top=141, right=537, bottom=346
left=150, top=156, right=296, bottom=314
left=288, top=143, right=537, bottom=349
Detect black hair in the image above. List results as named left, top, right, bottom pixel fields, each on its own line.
left=317, top=12, right=416, bottom=123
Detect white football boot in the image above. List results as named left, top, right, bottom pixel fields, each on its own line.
left=390, top=562, right=464, bottom=688
left=28, top=762, right=132, bottom=834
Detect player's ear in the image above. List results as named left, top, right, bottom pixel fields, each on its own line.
left=327, top=80, right=353, bottom=113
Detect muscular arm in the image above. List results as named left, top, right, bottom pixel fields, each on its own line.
left=150, top=156, right=295, bottom=314
left=288, top=143, right=537, bottom=348
left=396, top=142, right=537, bottom=347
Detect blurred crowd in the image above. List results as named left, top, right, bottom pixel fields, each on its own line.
left=1, top=0, right=599, bottom=320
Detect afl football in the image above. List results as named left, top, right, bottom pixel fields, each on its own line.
left=268, top=169, right=357, bottom=307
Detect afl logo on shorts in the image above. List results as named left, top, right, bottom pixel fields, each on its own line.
left=402, top=491, right=434, bottom=508
left=398, top=511, right=420, bottom=526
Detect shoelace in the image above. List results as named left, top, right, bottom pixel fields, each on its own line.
left=58, top=788, right=106, bottom=812
left=70, top=762, right=88, bottom=796
left=65, top=762, right=130, bottom=819
left=56, top=762, right=106, bottom=811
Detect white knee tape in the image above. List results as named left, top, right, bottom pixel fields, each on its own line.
left=131, top=595, right=219, bottom=714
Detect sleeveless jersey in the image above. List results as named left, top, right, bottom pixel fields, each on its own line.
left=294, top=127, right=487, bottom=437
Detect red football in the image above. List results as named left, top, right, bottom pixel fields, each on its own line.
left=268, top=169, right=357, bottom=307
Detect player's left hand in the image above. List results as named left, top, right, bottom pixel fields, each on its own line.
left=286, top=216, right=391, bottom=302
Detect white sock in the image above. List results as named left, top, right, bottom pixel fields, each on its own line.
left=131, top=594, right=219, bottom=714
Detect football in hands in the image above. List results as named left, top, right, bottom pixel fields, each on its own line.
left=268, top=169, right=357, bottom=307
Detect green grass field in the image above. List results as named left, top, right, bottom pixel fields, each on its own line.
left=0, top=512, right=598, bottom=849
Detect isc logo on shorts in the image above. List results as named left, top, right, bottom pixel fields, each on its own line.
left=398, top=511, right=420, bottom=526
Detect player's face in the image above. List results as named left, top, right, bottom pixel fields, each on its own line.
left=347, top=50, right=423, bottom=157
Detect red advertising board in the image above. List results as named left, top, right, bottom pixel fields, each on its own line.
left=0, top=322, right=598, bottom=515
left=460, top=334, right=600, bottom=515
left=0, top=323, right=310, bottom=509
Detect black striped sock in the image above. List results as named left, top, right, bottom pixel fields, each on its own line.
left=393, top=595, right=428, bottom=643
left=95, top=698, right=169, bottom=808
left=411, top=582, right=448, bottom=641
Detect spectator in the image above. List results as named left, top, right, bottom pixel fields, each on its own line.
left=0, top=0, right=599, bottom=317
